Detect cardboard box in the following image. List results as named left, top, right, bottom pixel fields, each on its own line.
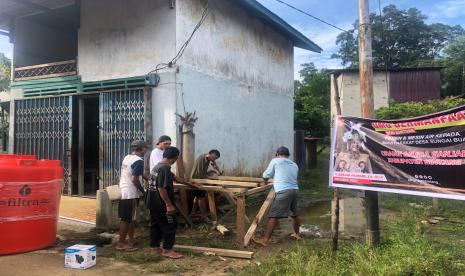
left=64, top=244, right=96, bottom=269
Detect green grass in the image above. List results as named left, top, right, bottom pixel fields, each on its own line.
left=240, top=207, right=465, bottom=276
left=299, top=148, right=332, bottom=199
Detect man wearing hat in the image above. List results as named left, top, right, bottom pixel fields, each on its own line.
left=149, top=135, right=172, bottom=172
left=117, top=140, right=149, bottom=251
left=252, top=146, right=301, bottom=247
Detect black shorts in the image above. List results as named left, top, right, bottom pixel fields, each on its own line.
left=191, top=189, right=206, bottom=198
left=268, top=189, right=298, bottom=218
left=118, top=199, right=138, bottom=222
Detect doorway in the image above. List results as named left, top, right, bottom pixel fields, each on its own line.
left=72, top=95, right=100, bottom=196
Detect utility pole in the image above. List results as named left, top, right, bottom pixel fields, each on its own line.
left=358, top=0, right=380, bottom=245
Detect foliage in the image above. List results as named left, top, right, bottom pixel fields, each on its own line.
left=332, top=5, right=464, bottom=69
left=375, top=97, right=465, bottom=120
left=0, top=52, right=10, bottom=91
left=294, top=63, right=330, bottom=139
left=441, top=35, right=465, bottom=97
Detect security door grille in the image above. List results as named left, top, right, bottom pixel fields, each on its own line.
left=99, top=88, right=146, bottom=188
left=14, top=96, right=73, bottom=193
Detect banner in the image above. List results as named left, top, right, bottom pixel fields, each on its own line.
left=329, top=105, right=465, bottom=201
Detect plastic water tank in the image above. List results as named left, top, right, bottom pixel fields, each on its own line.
left=0, top=154, right=63, bottom=255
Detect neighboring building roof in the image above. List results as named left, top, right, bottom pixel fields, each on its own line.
left=236, top=0, right=322, bottom=53
left=330, top=67, right=443, bottom=75
left=0, top=0, right=322, bottom=53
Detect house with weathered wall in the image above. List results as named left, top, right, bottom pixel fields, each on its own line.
left=0, top=0, right=321, bottom=196
left=330, top=67, right=442, bottom=118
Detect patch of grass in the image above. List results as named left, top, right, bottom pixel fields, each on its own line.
left=98, top=247, right=162, bottom=263
left=299, top=147, right=332, bottom=199
left=240, top=211, right=465, bottom=276
left=146, top=262, right=190, bottom=274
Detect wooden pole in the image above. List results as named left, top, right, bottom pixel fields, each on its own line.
left=359, top=0, right=380, bottom=246
left=236, top=195, right=246, bottom=246
left=331, top=74, right=342, bottom=251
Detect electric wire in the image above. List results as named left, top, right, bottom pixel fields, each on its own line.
left=148, top=0, right=210, bottom=74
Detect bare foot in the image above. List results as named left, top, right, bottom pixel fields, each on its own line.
left=162, top=249, right=183, bottom=259
left=290, top=233, right=302, bottom=240
left=251, top=237, right=268, bottom=247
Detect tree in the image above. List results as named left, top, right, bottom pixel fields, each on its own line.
left=441, top=35, right=465, bottom=97
left=0, top=52, right=11, bottom=91
left=332, top=5, right=464, bottom=69
left=294, top=63, right=330, bottom=139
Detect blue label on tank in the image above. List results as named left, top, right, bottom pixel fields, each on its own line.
left=89, top=246, right=96, bottom=252
left=64, top=249, right=81, bottom=253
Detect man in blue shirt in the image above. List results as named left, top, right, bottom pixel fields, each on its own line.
left=253, top=146, right=300, bottom=247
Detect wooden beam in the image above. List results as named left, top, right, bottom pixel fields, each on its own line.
left=192, top=178, right=258, bottom=188
left=174, top=184, right=247, bottom=194
left=173, top=245, right=254, bottom=259
left=207, top=191, right=217, bottom=222
left=244, top=184, right=272, bottom=196
left=176, top=204, right=193, bottom=227
left=244, top=188, right=275, bottom=247
left=236, top=195, right=246, bottom=245
left=209, top=176, right=263, bottom=182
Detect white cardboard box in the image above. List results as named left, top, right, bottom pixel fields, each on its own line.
left=64, top=244, right=96, bottom=269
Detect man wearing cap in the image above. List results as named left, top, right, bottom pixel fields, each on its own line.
left=150, top=135, right=172, bottom=172
left=117, top=140, right=149, bottom=251
left=253, top=146, right=301, bottom=247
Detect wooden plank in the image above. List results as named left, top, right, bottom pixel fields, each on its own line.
left=174, top=184, right=247, bottom=194
left=207, top=191, right=217, bottom=222
left=176, top=204, right=193, bottom=227
left=244, top=188, right=275, bottom=247
left=236, top=195, right=246, bottom=245
left=173, top=245, right=254, bottom=259
left=14, top=59, right=76, bottom=71
left=244, top=184, right=272, bottom=196
left=216, top=224, right=230, bottom=236
left=209, top=176, right=262, bottom=182
left=192, top=178, right=258, bottom=188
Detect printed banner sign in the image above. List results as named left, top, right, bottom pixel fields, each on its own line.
left=329, top=105, right=465, bottom=200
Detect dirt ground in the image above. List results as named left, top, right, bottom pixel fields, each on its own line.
left=59, top=196, right=96, bottom=223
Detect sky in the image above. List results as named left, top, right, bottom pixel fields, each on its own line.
left=1, top=0, right=465, bottom=79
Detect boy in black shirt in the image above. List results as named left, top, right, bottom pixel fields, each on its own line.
left=147, top=146, right=183, bottom=259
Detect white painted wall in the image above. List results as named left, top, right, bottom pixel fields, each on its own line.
left=176, top=0, right=294, bottom=95
left=175, top=0, right=295, bottom=175
left=331, top=71, right=389, bottom=118
left=78, top=0, right=176, bottom=82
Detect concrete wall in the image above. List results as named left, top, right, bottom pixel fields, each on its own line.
left=14, top=18, right=77, bottom=67
left=176, top=0, right=294, bottom=95
left=78, top=0, right=176, bottom=82
left=175, top=0, right=295, bottom=174
left=331, top=72, right=389, bottom=118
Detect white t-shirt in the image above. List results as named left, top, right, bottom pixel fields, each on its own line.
left=119, top=154, right=144, bottom=199
left=149, top=148, right=164, bottom=172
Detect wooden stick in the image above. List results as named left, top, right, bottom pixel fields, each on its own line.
left=331, top=72, right=342, bottom=251
left=207, top=191, right=217, bottom=222
left=243, top=188, right=275, bottom=247
left=192, top=179, right=258, bottom=188
left=236, top=195, right=246, bottom=245
left=173, top=245, right=254, bottom=259
left=176, top=205, right=193, bottom=227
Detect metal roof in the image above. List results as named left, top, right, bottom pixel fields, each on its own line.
left=0, top=0, right=322, bottom=53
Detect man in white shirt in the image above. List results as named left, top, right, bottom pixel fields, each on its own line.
left=149, top=135, right=172, bottom=171
left=117, top=140, right=149, bottom=251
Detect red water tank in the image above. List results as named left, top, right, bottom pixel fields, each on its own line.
left=0, top=154, right=63, bottom=255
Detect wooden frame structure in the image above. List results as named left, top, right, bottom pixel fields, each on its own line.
left=174, top=176, right=275, bottom=247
